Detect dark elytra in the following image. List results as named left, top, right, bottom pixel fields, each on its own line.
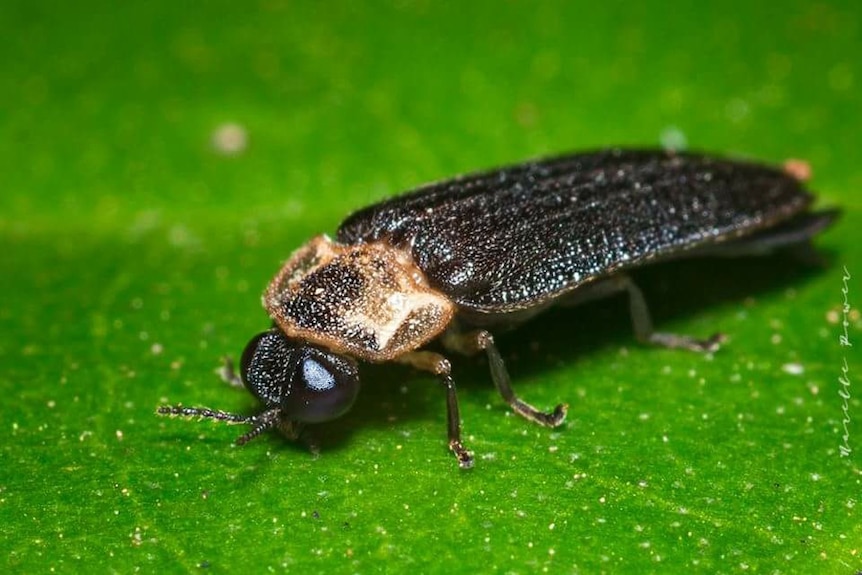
left=158, top=148, right=839, bottom=468
left=338, top=149, right=827, bottom=316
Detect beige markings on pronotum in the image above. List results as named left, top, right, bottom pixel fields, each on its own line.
left=264, top=235, right=456, bottom=361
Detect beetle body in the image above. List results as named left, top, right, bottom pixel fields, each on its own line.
left=159, top=148, right=838, bottom=468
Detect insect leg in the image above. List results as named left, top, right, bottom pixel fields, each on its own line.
left=217, top=356, right=245, bottom=389
left=443, top=330, right=568, bottom=428
left=567, top=274, right=725, bottom=352
left=395, top=351, right=474, bottom=469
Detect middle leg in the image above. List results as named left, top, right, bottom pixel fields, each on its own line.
left=442, top=329, right=568, bottom=427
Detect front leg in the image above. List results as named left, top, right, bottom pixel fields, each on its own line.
left=217, top=356, right=244, bottom=389
left=394, top=351, right=474, bottom=469
left=442, top=330, right=568, bottom=427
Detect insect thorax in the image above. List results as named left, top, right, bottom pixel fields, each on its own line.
left=264, top=235, right=455, bottom=361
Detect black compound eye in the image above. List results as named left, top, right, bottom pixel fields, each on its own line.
left=281, top=347, right=360, bottom=423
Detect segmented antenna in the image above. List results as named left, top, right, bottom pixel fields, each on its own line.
left=157, top=405, right=284, bottom=445
left=235, top=408, right=282, bottom=445
left=157, top=405, right=254, bottom=423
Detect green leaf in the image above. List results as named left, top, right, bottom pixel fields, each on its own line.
left=2, top=1, right=860, bottom=572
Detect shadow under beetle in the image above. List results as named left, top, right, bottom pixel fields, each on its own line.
left=158, top=148, right=839, bottom=468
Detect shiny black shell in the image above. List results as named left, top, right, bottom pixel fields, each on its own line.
left=337, top=149, right=822, bottom=317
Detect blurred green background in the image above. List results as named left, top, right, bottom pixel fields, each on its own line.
left=1, top=1, right=860, bottom=572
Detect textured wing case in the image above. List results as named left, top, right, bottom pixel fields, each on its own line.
left=336, top=149, right=814, bottom=314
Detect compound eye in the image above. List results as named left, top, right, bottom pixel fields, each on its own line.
left=282, top=348, right=360, bottom=423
